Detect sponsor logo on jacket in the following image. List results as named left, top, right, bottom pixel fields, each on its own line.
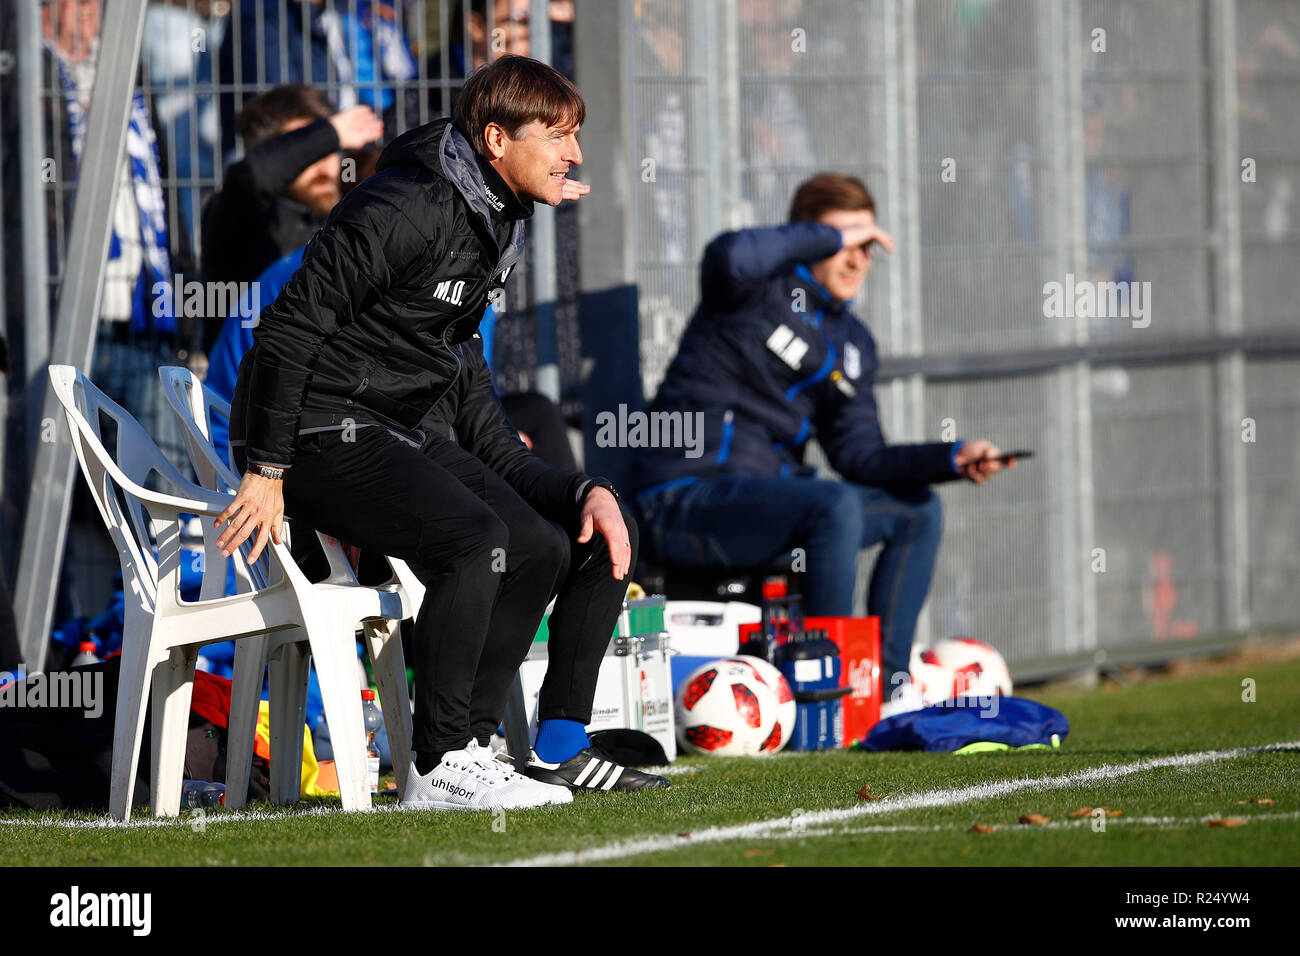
left=843, top=341, right=862, bottom=379
left=766, top=324, right=809, bottom=369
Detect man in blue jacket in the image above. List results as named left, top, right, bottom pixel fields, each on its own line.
left=632, top=173, right=1013, bottom=713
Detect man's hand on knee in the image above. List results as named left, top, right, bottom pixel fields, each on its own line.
left=577, top=488, right=631, bottom=581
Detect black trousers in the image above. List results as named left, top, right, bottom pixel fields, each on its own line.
left=240, top=426, right=637, bottom=759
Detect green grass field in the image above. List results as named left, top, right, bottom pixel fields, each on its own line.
left=2, top=654, right=1298, bottom=867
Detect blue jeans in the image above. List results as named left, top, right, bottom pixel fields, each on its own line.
left=637, top=476, right=943, bottom=683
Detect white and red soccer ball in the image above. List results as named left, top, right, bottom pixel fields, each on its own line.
left=674, top=657, right=795, bottom=756
left=909, top=637, right=1013, bottom=704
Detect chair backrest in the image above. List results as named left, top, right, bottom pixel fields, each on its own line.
left=158, top=366, right=363, bottom=588
left=48, top=365, right=247, bottom=613
left=157, top=365, right=240, bottom=494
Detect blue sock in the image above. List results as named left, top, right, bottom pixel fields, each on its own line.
left=534, top=719, right=590, bottom=763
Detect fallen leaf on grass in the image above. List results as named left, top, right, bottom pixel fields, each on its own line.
left=969, top=824, right=996, bottom=834
left=857, top=784, right=884, bottom=800
left=1019, top=813, right=1051, bottom=825
left=676, top=832, right=691, bottom=838
left=744, top=849, right=773, bottom=857
left=1106, top=808, right=1123, bottom=816
left=1206, top=818, right=1248, bottom=828
left=1069, top=807, right=1093, bottom=818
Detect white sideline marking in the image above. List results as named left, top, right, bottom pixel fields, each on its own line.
left=0, top=803, right=404, bottom=830
left=0, top=743, right=1292, bottom=838
left=496, top=740, right=1300, bottom=867
left=783, top=810, right=1300, bottom=839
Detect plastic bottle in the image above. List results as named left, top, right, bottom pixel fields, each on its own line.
left=181, top=780, right=226, bottom=808
left=362, top=689, right=382, bottom=794
left=71, top=641, right=100, bottom=667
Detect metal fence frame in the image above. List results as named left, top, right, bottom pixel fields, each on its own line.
left=621, top=0, right=1300, bottom=676
left=3, top=0, right=1298, bottom=676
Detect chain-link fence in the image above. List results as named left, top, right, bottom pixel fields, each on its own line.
left=628, top=0, right=1300, bottom=674
left=1, top=1, right=585, bottom=630
left=2, top=0, right=1297, bottom=674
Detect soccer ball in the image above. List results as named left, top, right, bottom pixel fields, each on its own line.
left=930, top=637, right=1013, bottom=698
left=908, top=645, right=956, bottom=706
left=726, top=655, right=796, bottom=751
left=675, top=657, right=792, bottom=755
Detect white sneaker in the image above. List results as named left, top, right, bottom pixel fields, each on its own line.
left=478, top=745, right=574, bottom=807
left=400, top=741, right=572, bottom=811
left=879, top=680, right=926, bottom=720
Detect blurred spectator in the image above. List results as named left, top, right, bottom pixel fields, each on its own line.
left=200, top=85, right=381, bottom=348
left=0, top=1, right=189, bottom=653
left=427, top=0, right=573, bottom=111
left=142, top=0, right=227, bottom=260
left=632, top=174, right=1012, bottom=714
left=738, top=0, right=818, bottom=220
left=0, top=1, right=185, bottom=458
left=216, top=0, right=420, bottom=160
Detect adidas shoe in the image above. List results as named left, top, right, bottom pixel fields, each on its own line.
left=524, top=747, right=670, bottom=792
left=400, top=741, right=573, bottom=810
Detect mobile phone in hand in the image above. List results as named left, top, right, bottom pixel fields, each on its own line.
left=983, top=449, right=1034, bottom=464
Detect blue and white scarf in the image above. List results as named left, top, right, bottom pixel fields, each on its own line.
left=53, top=46, right=174, bottom=335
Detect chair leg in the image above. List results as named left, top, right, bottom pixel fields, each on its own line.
left=150, top=646, right=199, bottom=818
left=362, top=619, right=413, bottom=798
left=309, top=622, right=369, bottom=811
left=225, top=633, right=269, bottom=811
left=503, top=671, right=533, bottom=774
left=267, top=636, right=310, bottom=806
left=110, top=632, right=157, bottom=823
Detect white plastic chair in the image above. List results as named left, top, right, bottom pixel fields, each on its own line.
left=48, top=364, right=408, bottom=820
left=157, top=366, right=419, bottom=806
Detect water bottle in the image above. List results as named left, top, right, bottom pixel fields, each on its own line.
left=362, top=689, right=382, bottom=794
left=71, top=641, right=100, bottom=667
left=181, top=780, right=226, bottom=808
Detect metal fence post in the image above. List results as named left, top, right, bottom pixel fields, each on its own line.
left=16, top=0, right=51, bottom=479
left=530, top=0, right=560, bottom=402
left=13, top=0, right=152, bottom=671
left=1064, top=0, right=1097, bottom=665
left=1211, top=0, right=1249, bottom=633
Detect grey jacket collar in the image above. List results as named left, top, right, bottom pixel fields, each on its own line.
left=436, top=120, right=528, bottom=280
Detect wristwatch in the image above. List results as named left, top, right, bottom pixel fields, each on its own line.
left=250, top=464, right=285, bottom=481
left=580, top=477, right=621, bottom=503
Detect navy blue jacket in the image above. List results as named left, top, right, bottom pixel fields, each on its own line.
left=631, top=222, right=961, bottom=495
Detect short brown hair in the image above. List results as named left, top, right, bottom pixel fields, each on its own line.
left=454, top=55, right=586, bottom=156
left=237, top=84, right=335, bottom=150
left=788, top=173, right=876, bottom=223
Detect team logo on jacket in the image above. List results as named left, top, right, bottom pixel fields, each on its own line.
left=843, top=342, right=862, bottom=379
left=766, top=324, right=810, bottom=370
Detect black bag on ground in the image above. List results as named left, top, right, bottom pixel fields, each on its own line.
left=0, top=657, right=269, bottom=811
